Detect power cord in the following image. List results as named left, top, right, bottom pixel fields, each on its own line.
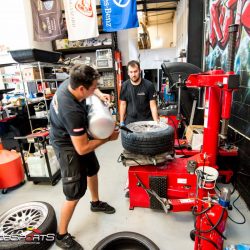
left=215, top=170, right=248, bottom=225
left=228, top=193, right=246, bottom=224
left=192, top=232, right=219, bottom=249
left=227, top=170, right=248, bottom=224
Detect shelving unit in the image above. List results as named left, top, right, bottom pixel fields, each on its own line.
left=52, top=32, right=120, bottom=117
left=54, top=45, right=114, bottom=54
left=1, top=59, right=62, bottom=185
left=16, top=61, right=66, bottom=131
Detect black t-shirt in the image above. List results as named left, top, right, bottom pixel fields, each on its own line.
left=120, top=78, right=157, bottom=124
left=49, top=79, right=87, bottom=150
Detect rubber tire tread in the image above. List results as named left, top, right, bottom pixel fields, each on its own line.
left=121, top=125, right=174, bottom=155
left=92, top=231, right=160, bottom=250
left=0, top=201, right=57, bottom=250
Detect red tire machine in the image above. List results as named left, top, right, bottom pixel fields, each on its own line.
left=160, top=62, right=238, bottom=184
left=128, top=24, right=239, bottom=250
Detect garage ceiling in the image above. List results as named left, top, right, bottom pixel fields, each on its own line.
left=136, top=0, right=179, bottom=26
left=96, top=0, right=179, bottom=26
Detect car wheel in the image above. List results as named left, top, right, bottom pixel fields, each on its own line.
left=0, top=201, right=57, bottom=250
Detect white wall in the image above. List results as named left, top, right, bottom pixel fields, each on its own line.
left=139, top=47, right=177, bottom=69
left=175, top=0, right=189, bottom=56
left=117, top=29, right=139, bottom=65
left=148, top=22, right=174, bottom=49
left=0, top=0, right=52, bottom=53
left=0, top=0, right=29, bottom=50
left=172, top=12, right=177, bottom=47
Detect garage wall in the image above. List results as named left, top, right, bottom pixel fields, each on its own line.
left=139, top=48, right=177, bottom=69
left=175, top=0, right=189, bottom=57
left=0, top=0, right=52, bottom=52
left=117, top=29, right=139, bottom=65
left=204, top=0, right=250, bottom=208
left=148, top=22, right=174, bottom=49
left=0, top=0, right=29, bottom=50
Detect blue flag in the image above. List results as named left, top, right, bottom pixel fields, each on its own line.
left=100, top=0, right=139, bottom=32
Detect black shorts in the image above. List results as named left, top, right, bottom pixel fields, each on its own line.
left=55, top=149, right=100, bottom=201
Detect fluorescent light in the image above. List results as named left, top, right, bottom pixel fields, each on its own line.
left=154, top=37, right=163, bottom=48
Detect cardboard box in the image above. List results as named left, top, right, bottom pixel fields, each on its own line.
left=23, top=67, right=43, bottom=81
left=185, top=125, right=204, bottom=150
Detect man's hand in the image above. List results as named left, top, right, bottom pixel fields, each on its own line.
left=99, top=93, right=111, bottom=103
left=108, top=129, right=120, bottom=141
left=94, top=89, right=111, bottom=103
left=120, top=121, right=125, bottom=127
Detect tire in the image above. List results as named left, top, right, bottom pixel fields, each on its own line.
left=0, top=201, right=57, bottom=250
left=92, top=231, right=159, bottom=250
left=121, top=121, right=174, bottom=155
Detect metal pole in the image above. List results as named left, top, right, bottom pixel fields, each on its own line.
left=18, top=64, right=33, bottom=132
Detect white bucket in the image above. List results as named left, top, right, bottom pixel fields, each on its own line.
left=195, top=166, right=219, bottom=189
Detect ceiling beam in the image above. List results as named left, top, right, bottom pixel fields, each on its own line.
left=137, top=0, right=179, bottom=4
left=137, top=7, right=176, bottom=12
left=97, top=0, right=178, bottom=9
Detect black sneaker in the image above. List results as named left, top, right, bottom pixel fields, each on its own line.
left=55, top=233, right=83, bottom=250
left=90, top=201, right=116, bottom=214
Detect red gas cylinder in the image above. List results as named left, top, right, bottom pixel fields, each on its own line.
left=195, top=203, right=228, bottom=250
left=0, top=149, right=24, bottom=189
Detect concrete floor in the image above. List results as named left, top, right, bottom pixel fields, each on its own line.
left=0, top=136, right=250, bottom=250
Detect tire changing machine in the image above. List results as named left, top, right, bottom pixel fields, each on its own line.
left=127, top=25, right=240, bottom=250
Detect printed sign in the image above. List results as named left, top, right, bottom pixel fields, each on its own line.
left=63, top=0, right=99, bottom=41
left=100, top=0, right=139, bottom=32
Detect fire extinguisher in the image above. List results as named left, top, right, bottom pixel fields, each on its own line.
left=193, top=187, right=231, bottom=250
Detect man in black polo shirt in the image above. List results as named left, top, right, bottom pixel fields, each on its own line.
left=119, top=60, right=159, bottom=198
left=50, top=64, right=119, bottom=250
left=119, top=60, right=159, bottom=126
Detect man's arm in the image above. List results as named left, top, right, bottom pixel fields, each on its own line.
left=119, top=100, right=127, bottom=124
left=149, top=100, right=159, bottom=122
left=71, top=130, right=119, bottom=155
left=94, top=88, right=110, bottom=102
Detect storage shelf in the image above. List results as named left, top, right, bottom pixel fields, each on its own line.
left=99, top=87, right=114, bottom=90
left=97, top=68, right=114, bottom=72
left=27, top=79, right=66, bottom=82
left=29, top=115, right=48, bottom=120
left=54, top=45, right=114, bottom=54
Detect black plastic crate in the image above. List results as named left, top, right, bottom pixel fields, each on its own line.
left=9, top=49, right=62, bottom=63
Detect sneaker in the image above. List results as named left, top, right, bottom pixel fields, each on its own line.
left=55, top=233, right=83, bottom=250
left=90, top=201, right=116, bottom=214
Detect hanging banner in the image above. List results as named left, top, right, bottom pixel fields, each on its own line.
left=63, top=0, right=99, bottom=41
left=31, top=0, right=66, bottom=42
left=100, top=0, right=139, bottom=32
